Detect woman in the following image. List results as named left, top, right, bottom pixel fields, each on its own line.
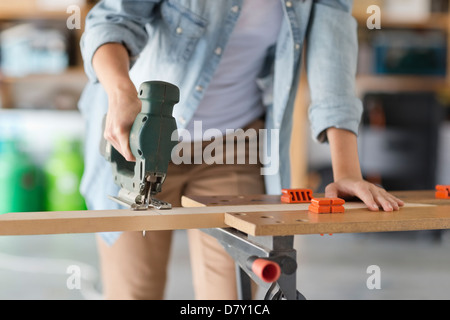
left=78, top=0, right=404, bottom=299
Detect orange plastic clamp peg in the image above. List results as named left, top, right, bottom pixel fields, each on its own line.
left=310, top=198, right=332, bottom=206
left=308, top=204, right=331, bottom=213
left=330, top=198, right=345, bottom=205
left=331, top=205, right=345, bottom=213
left=281, top=188, right=313, bottom=203
left=435, top=185, right=450, bottom=199
left=308, top=197, right=345, bottom=214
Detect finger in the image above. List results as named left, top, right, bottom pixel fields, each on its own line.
left=388, top=194, right=405, bottom=211
left=377, top=189, right=404, bottom=211
left=355, top=187, right=379, bottom=211
left=389, top=198, right=399, bottom=211
left=376, top=188, right=398, bottom=211
left=104, top=130, right=120, bottom=153
left=324, top=183, right=339, bottom=198
left=123, top=147, right=135, bottom=162
left=119, top=135, right=135, bottom=162
left=104, top=128, right=135, bottom=162
left=393, top=195, right=405, bottom=207
left=377, top=197, right=394, bottom=212
left=388, top=195, right=401, bottom=211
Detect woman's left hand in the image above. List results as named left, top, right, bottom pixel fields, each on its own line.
left=325, top=178, right=404, bottom=212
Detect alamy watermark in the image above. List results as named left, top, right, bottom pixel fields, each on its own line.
left=170, top=121, right=280, bottom=176
left=66, top=4, right=383, bottom=30
left=66, top=264, right=81, bottom=290
left=367, top=5, right=382, bottom=30
left=66, top=5, right=81, bottom=30
left=366, top=265, right=381, bottom=290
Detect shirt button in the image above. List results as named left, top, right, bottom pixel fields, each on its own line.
left=231, top=5, right=239, bottom=13
left=176, top=27, right=183, bottom=34
left=179, top=116, right=186, bottom=124
left=286, top=1, right=292, bottom=7
left=195, top=85, right=203, bottom=92
left=215, top=47, right=222, bottom=55
left=295, top=43, right=300, bottom=50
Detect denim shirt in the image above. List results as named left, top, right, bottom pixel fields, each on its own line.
left=78, top=0, right=362, bottom=244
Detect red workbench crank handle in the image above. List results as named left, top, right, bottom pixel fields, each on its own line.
left=247, top=256, right=281, bottom=283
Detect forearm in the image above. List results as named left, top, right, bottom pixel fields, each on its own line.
left=92, top=42, right=141, bottom=161
left=81, top=0, right=156, bottom=82
left=327, top=127, right=362, bottom=181
left=92, top=43, right=136, bottom=96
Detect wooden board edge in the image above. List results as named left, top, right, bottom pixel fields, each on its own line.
left=225, top=213, right=450, bottom=237
left=181, top=195, right=208, bottom=208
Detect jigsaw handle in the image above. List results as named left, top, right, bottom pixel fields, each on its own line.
left=130, top=81, right=179, bottom=167
left=138, top=81, right=180, bottom=116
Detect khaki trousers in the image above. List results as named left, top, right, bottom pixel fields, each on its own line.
left=96, top=120, right=265, bottom=299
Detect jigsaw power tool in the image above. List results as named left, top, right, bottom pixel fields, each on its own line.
left=100, top=81, right=179, bottom=210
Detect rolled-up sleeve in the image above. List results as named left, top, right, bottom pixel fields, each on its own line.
left=80, top=0, right=160, bottom=82
left=306, top=0, right=363, bottom=142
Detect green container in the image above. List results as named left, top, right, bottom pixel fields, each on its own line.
left=44, top=138, right=86, bottom=211
left=0, top=140, right=43, bottom=214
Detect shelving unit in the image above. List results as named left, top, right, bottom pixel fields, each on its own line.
left=0, top=0, right=95, bottom=109
left=0, top=1, right=97, bottom=215
left=352, top=1, right=450, bottom=97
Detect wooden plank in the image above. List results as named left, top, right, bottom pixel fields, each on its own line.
left=224, top=205, right=450, bottom=236
left=180, top=194, right=283, bottom=207
left=0, top=207, right=225, bottom=236
left=0, top=198, right=338, bottom=236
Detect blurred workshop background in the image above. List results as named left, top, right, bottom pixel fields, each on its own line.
left=0, top=0, right=449, bottom=300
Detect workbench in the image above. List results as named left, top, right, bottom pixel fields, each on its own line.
left=0, top=190, right=448, bottom=299
left=181, top=190, right=450, bottom=299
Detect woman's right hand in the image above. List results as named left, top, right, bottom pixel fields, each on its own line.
left=92, top=43, right=141, bottom=161
left=103, top=83, right=142, bottom=162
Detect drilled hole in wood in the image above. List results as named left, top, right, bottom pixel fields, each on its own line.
left=296, top=219, right=308, bottom=222
left=232, top=212, right=246, bottom=216
left=260, top=215, right=273, bottom=219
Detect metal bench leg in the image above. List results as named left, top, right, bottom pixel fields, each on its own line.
left=236, top=265, right=252, bottom=300
left=202, top=228, right=306, bottom=300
